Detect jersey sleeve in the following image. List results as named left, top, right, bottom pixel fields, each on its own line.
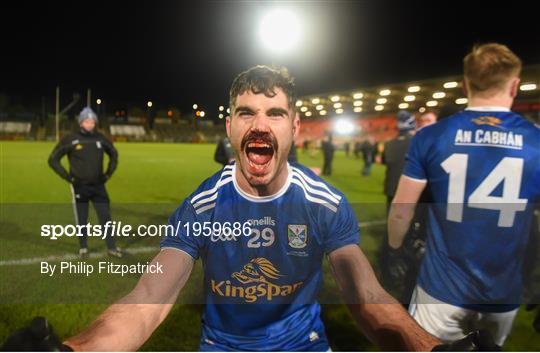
left=403, top=132, right=428, bottom=181
left=160, top=200, right=204, bottom=260
left=323, top=197, right=360, bottom=254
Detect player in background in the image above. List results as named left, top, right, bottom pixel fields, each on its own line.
left=52, top=65, right=488, bottom=352
left=416, top=110, right=437, bottom=131
left=387, top=43, right=540, bottom=345
left=48, top=107, right=122, bottom=258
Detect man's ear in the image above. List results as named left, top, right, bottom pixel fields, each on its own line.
left=462, top=78, right=469, bottom=98
left=226, top=113, right=232, bottom=138
left=509, top=77, right=520, bottom=99
left=293, top=112, right=301, bottom=139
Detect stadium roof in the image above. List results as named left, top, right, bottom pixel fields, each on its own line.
left=295, top=65, right=540, bottom=118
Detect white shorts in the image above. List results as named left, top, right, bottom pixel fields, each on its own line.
left=408, top=286, right=518, bottom=346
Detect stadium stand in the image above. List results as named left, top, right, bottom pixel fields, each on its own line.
left=0, top=121, right=32, bottom=140
left=109, top=124, right=146, bottom=141
left=1, top=65, right=538, bottom=143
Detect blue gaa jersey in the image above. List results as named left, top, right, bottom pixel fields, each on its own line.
left=161, top=162, right=360, bottom=351
left=404, top=108, right=540, bottom=312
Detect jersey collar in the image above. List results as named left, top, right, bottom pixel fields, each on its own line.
left=232, top=162, right=292, bottom=202
left=465, top=106, right=511, bottom=112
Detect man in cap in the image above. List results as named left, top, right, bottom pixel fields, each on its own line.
left=48, top=107, right=121, bottom=258
left=379, top=110, right=417, bottom=297
left=382, top=110, right=416, bottom=209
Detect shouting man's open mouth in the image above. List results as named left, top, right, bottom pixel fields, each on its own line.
left=242, top=131, right=278, bottom=176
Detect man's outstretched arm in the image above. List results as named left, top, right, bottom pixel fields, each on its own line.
left=64, top=249, right=194, bottom=351
left=329, top=244, right=439, bottom=351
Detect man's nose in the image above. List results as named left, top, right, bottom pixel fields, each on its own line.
left=250, top=113, right=271, bottom=132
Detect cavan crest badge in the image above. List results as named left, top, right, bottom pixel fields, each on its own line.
left=287, top=224, right=308, bottom=249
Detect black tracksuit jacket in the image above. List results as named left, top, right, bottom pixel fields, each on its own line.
left=48, top=129, right=118, bottom=184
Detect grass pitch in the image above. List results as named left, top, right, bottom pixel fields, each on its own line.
left=0, top=141, right=538, bottom=350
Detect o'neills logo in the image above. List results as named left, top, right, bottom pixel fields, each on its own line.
left=247, top=216, right=276, bottom=226
left=211, top=257, right=303, bottom=303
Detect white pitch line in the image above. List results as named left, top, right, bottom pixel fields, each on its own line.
left=0, top=220, right=387, bottom=267
left=0, top=246, right=159, bottom=267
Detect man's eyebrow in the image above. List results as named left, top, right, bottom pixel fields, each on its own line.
left=266, top=107, right=289, bottom=116
left=234, top=106, right=255, bottom=114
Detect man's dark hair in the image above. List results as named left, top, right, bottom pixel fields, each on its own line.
left=229, top=65, right=297, bottom=112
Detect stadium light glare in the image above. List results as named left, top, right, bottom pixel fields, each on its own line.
left=311, top=98, right=320, bottom=104
left=300, top=106, right=308, bottom=112
left=218, top=105, right=224, bottom=111
left=296, top=100, right=303, bottom=107
left=334, top=118, right=355, bottom=135
left=443, top=81, right=458, bottom=89
left=147, top=101, right=153, bottom=108
left=335, top=108, right=344, bottom=114
left=330, top=95, right=340, bottom=102
left=376, top=98, right=387, bottom=104
left=398, top=103, right=409, bottom=109
left=333, top=102, right=342, bottom=109
left=520, top=83, right=537, bottom=91
left=432, top=92, right=446, bottom=99
left=227, top=108, right=230, bottom=114
left=96, top=98, right=102, bottom=105
left=305, top=111, right=312, bottom=117
left=404, top=95, right=415, bottom=102
left=408, top=85, right=421, bottom=93
left=379, top=89, right=391, bottom=96
left=353, top=100, right=363, bottom=107
left=353, top=92, right=363, bottom=99
left=200, top=111, right=206, bottom=117
left=259, top=9, right=302, bottom=54
left=419, top=107, right=426, bottom=113
left=353, top=107, right=362, bottom=113
left=455, top=98, right=468, bottom=105
left=316, top=104, right=324, bottom=110
left=374, top=105, right=384, bottom=111
left=192, top=104, right=198, bottom=110
left=319, top=110, right=327, bottom=116
left=426, top=100, right=438, bottom=107
left=219, top=113, right=224, bottom=119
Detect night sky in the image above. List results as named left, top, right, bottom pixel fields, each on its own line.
left=2, top=0, right=539, bottom=115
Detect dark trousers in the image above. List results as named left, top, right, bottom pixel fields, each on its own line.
left=70, top=183, right=116, bottom=250
left=362, top=157, right=373, bottom=176
left=322, top=155, right=333, bottom=175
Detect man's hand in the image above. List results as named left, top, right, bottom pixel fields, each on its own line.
left=1, top=317, right=72, bottom=352
left=385, top=245, right=409, bottom=281
left=432, top=330, right=501, bottom=351
left=329, top=244, right=440, bottom=351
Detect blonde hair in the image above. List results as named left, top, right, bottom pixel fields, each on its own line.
left=463, top=43, right=522, bottom=95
